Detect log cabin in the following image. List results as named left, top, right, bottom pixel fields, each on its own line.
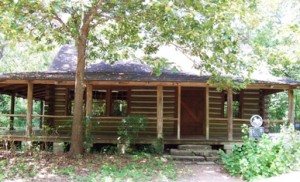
left=0, top=44, right=299, bottom=146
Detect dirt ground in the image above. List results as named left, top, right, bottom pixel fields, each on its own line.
left=175, top=163, right=243, bottom=182
left=0, top=150, right=243, bottom=182
left=4, top=163, right=243, bottom=182
left=5, top=162, right=300, bottom=182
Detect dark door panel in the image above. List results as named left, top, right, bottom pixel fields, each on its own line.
left=181, top=88, right=205, bottom=136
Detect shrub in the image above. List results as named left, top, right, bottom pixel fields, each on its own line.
left=149, top=137, right=164, bottom=155
left=117, top=115, right=148, bottom=153
left=220, top=124, right=300, bottom=181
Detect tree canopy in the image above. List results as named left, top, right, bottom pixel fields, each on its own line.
left=0, top=0, right=277, bottom=155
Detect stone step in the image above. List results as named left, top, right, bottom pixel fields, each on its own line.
left=170, top=149, right=219, bottom=156
left=178, top=145, right=211, bottom=150
left=206, top=156, right=221, bottom=162
left=165, top=155, right=205, bottom=162
left=174, top=161, right=217, bottom=165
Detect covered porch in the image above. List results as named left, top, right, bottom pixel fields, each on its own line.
left=0, top=79, right=298, bottom=146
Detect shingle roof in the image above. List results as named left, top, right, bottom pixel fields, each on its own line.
left=0, top=44, right=299, bottom=86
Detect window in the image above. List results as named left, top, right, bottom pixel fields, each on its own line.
left=92, top=90, right=106, bottom=116
left=223, top=93, right=241, bottom=118
left=68, top=88, right=128, bottom=117
left=111, top=90, right=128, bottom=116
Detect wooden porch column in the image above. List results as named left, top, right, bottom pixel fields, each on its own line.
left=205, top=86, right=209, bottom=140
left=9, top=94, right=15, bottom=130
left=85, top=84, right=93, bottom=135
left=26, top=82, right=33, bottom=137
left=177, top=86, right=181, bottom=139
left=288, top=89, right=295, bottom=123
left=157, top=86, right=163, bottom=138
left=227, top=89, right=233, bottom=140
left=39, top=101, right=44, bottom=129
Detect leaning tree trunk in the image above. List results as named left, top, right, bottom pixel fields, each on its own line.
left=69, top=33, right=88, bottom=155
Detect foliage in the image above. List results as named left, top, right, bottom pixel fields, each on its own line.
left=268, top=92, right=288, bottom=120
left=83, top=115, right=94, bottom=153
left=0, top=156, right=38, bottom=180
left=0, top=41, right=57, bottom=73
left=150, top=137, right=165, bottom=155
left=220, top=124, right=300, bottom=181
left=252, top=0, right=300, bottom=81
left=0, top=96, right=42, bottom=129
left=0, top=0, right=258, bottom=154
left=56, top=166, right=75, bottom=176
left=100, top=154, right=175, bottom=181
left=98, top=145, right=118, bottom=155
left=0, top=151, right=176, bottom=181
left=117, top=115, right=148, bottom=153
left=250, top=0, right=300, bottom=121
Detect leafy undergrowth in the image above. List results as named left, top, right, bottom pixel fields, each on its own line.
left=0, top=151, right=176, bottom=181
left=220, top=124, right=300, bottom=181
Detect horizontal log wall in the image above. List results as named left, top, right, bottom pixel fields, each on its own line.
left=209, top=88, right=224, bottom=137
left=46, top=86, right=177, bottom=137
left=242, top=89, right=261, bottom=119
left=209, top=88, right=263, bottom=138
left=52, top=87, right=71, bottom=135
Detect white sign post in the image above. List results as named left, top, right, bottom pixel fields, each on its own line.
left=249, top=115, right=264, bottom=139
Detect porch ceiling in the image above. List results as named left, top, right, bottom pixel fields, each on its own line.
left=0, top=84, right=47, bottom=100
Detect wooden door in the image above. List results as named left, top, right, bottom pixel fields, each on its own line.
left=180, top=88, right=205, bottom=136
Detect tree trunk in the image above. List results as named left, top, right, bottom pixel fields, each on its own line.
left=69, top=33, right=88, bottom=155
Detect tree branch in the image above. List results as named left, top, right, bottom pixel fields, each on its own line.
left=52, top=13, right=68, bottom=28
left=82, top=0, right=103, bottom=30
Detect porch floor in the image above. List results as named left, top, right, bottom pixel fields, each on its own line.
left=0, top=129, right=242, bottom=145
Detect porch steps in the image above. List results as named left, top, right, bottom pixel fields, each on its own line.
left=167, top=145, right=221, bottom=164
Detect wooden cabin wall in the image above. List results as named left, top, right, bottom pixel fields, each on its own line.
left=208, top=88, right=263, bottom=138
left=53, top=87, right=72, bottom=134
left=44, top=86, right=55, bottom=128
left=234, top=89, right=261, bottom=137
left=163, top=87, right=176, bottom=136
left=45, top=86, right=177, bottom=137
left=242, top=89, right=261, bottom=119
left=91, top=87, right=176, bottom=137
left=91, top=87, right=177, bottom=137
left=208, top=88, right=225, bottom=137
left=45, top=87, right=72, bottom=135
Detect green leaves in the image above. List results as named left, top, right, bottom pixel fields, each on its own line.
left=221, top=124, right=300, bottom=181
left=0, top=0, right=260, bottom=91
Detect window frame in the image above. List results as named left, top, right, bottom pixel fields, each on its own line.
left=91, top=87, right=130, bottom=117
left=222, top=91, right=242, bottom=118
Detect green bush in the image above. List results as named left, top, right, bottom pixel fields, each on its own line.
left=150, top=137, right=164, bottom=155
left=117, top=115, right=148, bottom=153
left=220, top=124, right=300, bottom=181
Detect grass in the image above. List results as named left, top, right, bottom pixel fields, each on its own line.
left=99, top=153, right=176, bottom=181
left=0, top=151, right=176, bottom=181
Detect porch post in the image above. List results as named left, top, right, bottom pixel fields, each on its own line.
left=227, top=88, right=233, bottom=140
left=177, top=86, right=181, bottom=139
left=85, top=84, right=93, bottom=136
left=157, top=85, right=163, bottom=138
left=39, top=100, right=44, bottom=129
left=9, top=93, right=15, bottom=130
left=205, top=85, right=209, bottom=140
left=26, top=81, right=33, bottom=137
left=288, top=88, right=295, bottom=123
